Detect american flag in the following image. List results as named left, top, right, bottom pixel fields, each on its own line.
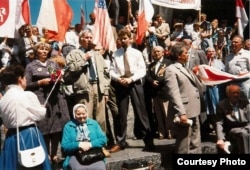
left=93, top=0, right=116, bottom=52
left=80, top=5, right=85, bottom=29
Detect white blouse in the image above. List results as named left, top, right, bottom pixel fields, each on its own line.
left=0, top=85, right=46, bottom=128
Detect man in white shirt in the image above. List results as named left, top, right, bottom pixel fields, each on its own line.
left=62, top=24, right=82, bottom=57
left=225, top=35, right=250, bottom=100
left=109, top=28, right=154, bottom=152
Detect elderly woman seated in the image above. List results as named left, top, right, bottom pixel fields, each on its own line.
left=61, top=104, right=108, bottom=170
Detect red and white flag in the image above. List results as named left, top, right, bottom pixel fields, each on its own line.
left=36, top=0, right=73, bottom=42
left=80, top=6, right=85, bottom=29
left=0, top=0, right=30, bottom=38
left=195, top=64, right=250, bottom=85
left=236, top=0, right=249, bottom=37
left=136, top=0, right=154, bottom=45
left=93, top=0, right=116, bottom=52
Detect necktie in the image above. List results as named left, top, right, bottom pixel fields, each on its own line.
left=233, top=105, right=240, bottom=121
left=123, top=52, right=132, bottom=77
left=88, top=58, right=97, bottom=80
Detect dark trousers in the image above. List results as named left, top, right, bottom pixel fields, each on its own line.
left=114, top=81, right=152, bottom=147
left=105, top=81, right=119, bottom=146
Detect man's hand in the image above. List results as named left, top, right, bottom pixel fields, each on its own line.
left=216, top=139, right=225, bottom=150
left=174, top=114, right=193, bottom=126
left=118, top=77, right=133, bottom=87
left=152, top=80, right=159, bottom=87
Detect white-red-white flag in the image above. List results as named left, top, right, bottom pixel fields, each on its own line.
left=236, top=0, right=249, bottom=37
left=93, top=0, right=116, bottom=52
left=80, top=6, right=85, bottom=29
left=195, top=64, right=250, bottom=86
left=36, top=0, right=73, bottom=42
left=0, top=0, right=30, bottom=38
left=136, top=0, right=154, bottom=45
left=15, top=0, right=30, bottom=31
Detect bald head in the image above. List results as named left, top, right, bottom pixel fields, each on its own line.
left=226, top=84, right=241, bottom=104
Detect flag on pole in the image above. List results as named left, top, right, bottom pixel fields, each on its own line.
left=80, top=5, right=85, bottom=29
left=236, top=0, right=249, bottom=37
left=93, top=0, right=116, bottom=52
left=36, top=0, right=73, bottom=42
left=0, top=0, right=30, bottom=38
left=136, top=0, right=154, bottom=45
left=15, top=0, right=31, bottom=30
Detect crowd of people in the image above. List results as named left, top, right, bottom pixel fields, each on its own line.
left=0, top=9, right=250, bottom=169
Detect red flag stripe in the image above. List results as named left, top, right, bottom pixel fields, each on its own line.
left=204, top=68, right=234, bottom=81
left=22, top=0, right=31, bottom=24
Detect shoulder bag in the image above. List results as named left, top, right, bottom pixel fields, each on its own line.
left=16, top=123, right=46, bottom=168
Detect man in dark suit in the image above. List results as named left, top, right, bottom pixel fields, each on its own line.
left=216, top=83, right=250, bottom=154
left=145, top=45, right=172, bottom=139
left=164, top=42, right=203, bottom=153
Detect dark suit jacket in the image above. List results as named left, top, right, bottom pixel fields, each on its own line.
left=216, top=97, right=250, bottom=141
left=145, top=57, right=172, bottom=100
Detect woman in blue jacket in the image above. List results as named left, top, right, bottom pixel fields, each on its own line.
left=61, top=104, right=107, bottom=170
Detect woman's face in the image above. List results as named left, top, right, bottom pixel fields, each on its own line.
left=37, top=45, right=50, bottom=62
left=75, top=107, right=88, bottom=124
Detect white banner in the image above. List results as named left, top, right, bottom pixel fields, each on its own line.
left=0, top=0, right=17, bottom=38
left=151, top=0, right=201, bottom=10
left=0, top=0, right=30, bottom=38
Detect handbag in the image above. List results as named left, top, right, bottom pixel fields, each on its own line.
left=75, top=148, right=105, bottom=165
left=122, top=160, right=154, bottom=170
left=16, top=123, right=46, bottom=168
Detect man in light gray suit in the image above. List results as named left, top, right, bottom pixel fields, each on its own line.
left=181, top=35, right=208, bottom=136
left=164, top=42, right=203, bottom=153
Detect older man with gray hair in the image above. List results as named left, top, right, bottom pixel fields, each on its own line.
left=63, top=30, right=110, bottom=133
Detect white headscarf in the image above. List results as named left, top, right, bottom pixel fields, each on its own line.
left=72, top=103, right=88, bottom=119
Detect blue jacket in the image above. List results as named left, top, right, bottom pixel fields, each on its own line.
left=61, top=118, right=107, bottom=169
